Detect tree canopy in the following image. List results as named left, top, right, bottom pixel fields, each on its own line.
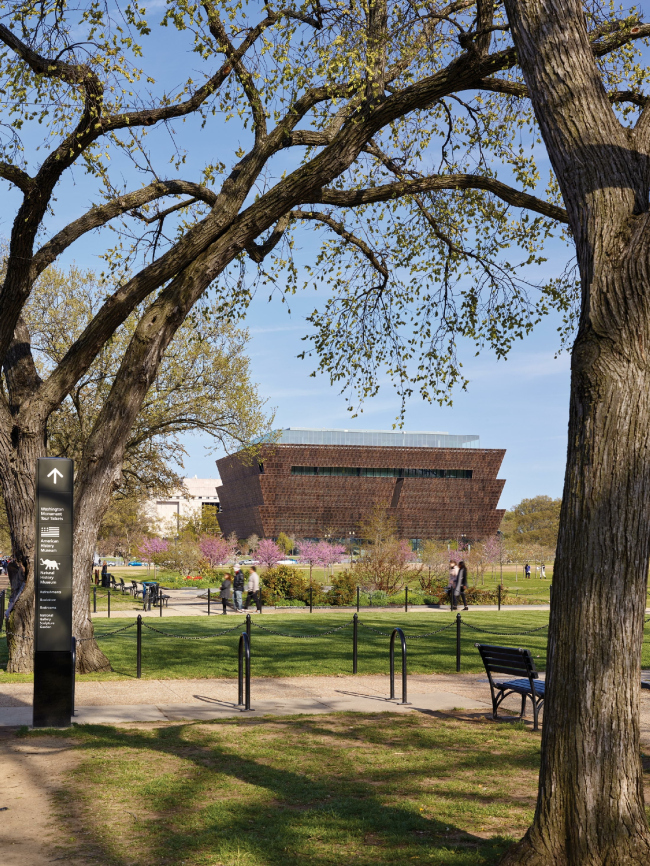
left=501, top=495, right=561, bottom=550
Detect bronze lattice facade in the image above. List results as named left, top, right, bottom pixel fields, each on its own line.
left=216, top=430, right=505, bottom=541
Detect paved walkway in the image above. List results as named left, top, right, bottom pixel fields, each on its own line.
left=90, top=587, right=552, bottom=618
left=0, top=673, right=496, bottom=726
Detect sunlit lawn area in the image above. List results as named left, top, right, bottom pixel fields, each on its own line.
left=27, top=712, right=546, bottom=865
left=6, top=610, right=545, bottom=682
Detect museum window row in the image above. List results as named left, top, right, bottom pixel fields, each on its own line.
left=290, top=466, right=473, bottom=479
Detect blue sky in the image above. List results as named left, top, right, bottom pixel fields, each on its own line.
left=0, top=7, right=576, bottom=512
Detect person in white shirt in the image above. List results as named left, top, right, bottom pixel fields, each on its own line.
left=244, top=567, right=262, bottom=613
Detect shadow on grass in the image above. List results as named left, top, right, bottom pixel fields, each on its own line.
left=27, top=713, right=540, bottom=866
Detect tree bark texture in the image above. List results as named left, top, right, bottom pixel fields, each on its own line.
left=500, top=0, right=650, bottom=862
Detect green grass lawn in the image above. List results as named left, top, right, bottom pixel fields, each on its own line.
left=4, top=609, right=650, bottom=682
left=24, top=712, right=547, bottom=865
left=5, top=610, right=544, bottom=682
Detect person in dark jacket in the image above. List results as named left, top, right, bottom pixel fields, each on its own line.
left=220, top=573, right=233, bottom=614
left=232, top=566, right=245, bottom=612
left=455, top=560, right=469, bottom=610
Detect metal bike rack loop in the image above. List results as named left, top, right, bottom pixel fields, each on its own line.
left=237, top=632, right=253, bottom=711
left=389, top=627, right=410, bottom=705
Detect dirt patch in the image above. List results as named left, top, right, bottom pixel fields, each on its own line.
left=0, top=728, right=90, bottom=866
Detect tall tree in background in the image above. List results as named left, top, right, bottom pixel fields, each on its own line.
left=501, top=495, right=561, bottom=551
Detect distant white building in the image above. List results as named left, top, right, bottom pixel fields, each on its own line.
left=148, top=477, right=222, bottom=537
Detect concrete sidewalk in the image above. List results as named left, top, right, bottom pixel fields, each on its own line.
left=0, top=673, right=492, bottom=726
left=90, top=587, right=553, bottom=618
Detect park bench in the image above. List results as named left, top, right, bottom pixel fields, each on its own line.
left=131, top=580, right=144, bottom=599
left=117, top=578, right=131, bottom=595
left=475, top=643, right=545, bottom=731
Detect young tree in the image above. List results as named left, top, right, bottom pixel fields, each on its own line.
left=137, top=537, right=169, bottom=574
left=256, top=539, right=284, bottom=569
left=197, top=535, right=235, bottom=568
left=276, top=532, right=294, bottom=556
left=315, top=542, right=347, bottom=579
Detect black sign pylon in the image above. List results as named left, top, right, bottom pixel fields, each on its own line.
left=33, top=457, right=74, bottom=727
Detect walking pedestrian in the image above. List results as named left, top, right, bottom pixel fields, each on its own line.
left=540, top=563, right=546, bottom=579
left=244, top=566, right=262, bottom=612
left=525, top=562, right=531, bottom=579
left=233, top=565, right=245, bottom=612
left=220, top=573, right=233, bottom=614
left=456, top=560, right=469, bottom=610
left=447, top=559, right=459, bottom=609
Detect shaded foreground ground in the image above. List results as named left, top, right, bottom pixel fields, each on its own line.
left=2, top=712, right=554, bottom=866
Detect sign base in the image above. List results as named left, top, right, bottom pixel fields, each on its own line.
left=33, top=651, right=74, bottom=727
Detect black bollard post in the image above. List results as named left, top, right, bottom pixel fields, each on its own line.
left=159, top=593, right=163, bottom=617
left=498, top=583, right=501, bottom=611
left=456, top=613, right=461, bottom=673
left=309, top=585, right=313, bottom=613
left=353, top=613, right=358, bottom=674
left=207, top=588, right=211, bottom=616
left=93, top=585, right=96, bottom=613
left=356, top=586, right=360, bottom=612
left=136, top=615, right=142, bottom=679
left=0, top=588, right=5, bottom=632
left=108, top=588, right=111, bottom=619
left=405, top=586, right=408, bottom=613
left=246, top=613, right=251, bottom=649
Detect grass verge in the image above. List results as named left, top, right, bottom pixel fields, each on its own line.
left=25, top=712, right=545, bottom=865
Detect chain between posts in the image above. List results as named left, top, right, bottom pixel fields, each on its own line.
left=250, top=620, right=355, bottom=638
left=141, top=620, right=247, bottom=639
left=76, top=621, right=138, bottom=642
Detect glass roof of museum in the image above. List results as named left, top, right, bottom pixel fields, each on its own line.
left=272, top=428, right=480, bottom=448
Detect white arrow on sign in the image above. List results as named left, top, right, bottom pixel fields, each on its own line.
left=47, top=468, right=64, bottom=484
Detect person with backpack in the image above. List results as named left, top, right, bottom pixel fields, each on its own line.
left=232, top=566, right=245, bottom=612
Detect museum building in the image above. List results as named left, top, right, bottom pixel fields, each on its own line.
left=216, top=428, right=505, bottom=541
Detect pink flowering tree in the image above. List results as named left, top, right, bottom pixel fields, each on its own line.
left=198, top=535, right=236, bottom=568
left=315, top=542, right=346, bottom=579
left=256, top=539, right=284, bottom=569
left=137, top=537, right=169, bottom=573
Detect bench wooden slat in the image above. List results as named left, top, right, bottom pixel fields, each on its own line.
left=486, top=663, right=535, bottom=677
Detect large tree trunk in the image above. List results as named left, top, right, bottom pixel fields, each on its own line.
left=1, top=423, right=42, bottom=672
left=495, top=2, right=650, bottom=861
left=501, top=255, right=650, bottom=864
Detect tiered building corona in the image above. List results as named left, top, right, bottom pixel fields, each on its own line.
left=216, top=429, right=505, bottom=541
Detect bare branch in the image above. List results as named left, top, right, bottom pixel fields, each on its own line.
left=245, top=213, right=292, bottom=262
left=317, top=174, right=569, bottom=223
left=609, top=90, right=650, bottom=109
left=203, top=1, right=267, bottom=143
left=293, top=209, right=389, bottom=280
left=0, top=162, right=34, bottom=194
left=32, top=181, right=217, bottom=279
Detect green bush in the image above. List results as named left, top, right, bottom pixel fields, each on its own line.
left=260, top=565, right=308, bottom=605
left=326, top=569, right=357, bottom=605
